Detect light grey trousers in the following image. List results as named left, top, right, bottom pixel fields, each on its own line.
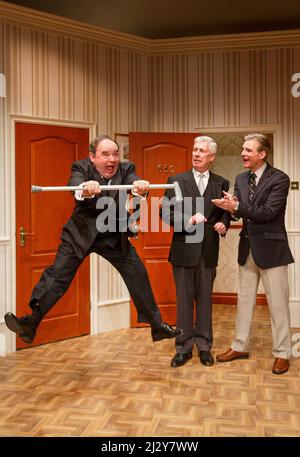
left=231, top=251, right=291, bottom=359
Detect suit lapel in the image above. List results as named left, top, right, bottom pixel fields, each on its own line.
left=205, top=173, right=222, bottom=218
left=108, top=166, right=122, bottom=201
left=180, top=170, right=199, bottom=216
left=239, top=172, right=249, bottom=203
left=251, top=163, right=273, bottom=205
left=183, top=170, right=199, bottom=198
left=208, top=173, right=223, bottom=198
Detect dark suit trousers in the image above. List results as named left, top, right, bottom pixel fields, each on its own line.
left=29, top=238, right=162, bottom=326
left=173, top=253, right=216, bottom=354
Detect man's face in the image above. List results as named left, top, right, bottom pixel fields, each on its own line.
left=192, top=140, right=215, bottom=172
left=241, top=139, right=267, bottom=171
left=89, top=139, right=120, bottom=178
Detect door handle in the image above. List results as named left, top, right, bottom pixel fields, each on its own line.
left=19, top=226, right=34, bottom=247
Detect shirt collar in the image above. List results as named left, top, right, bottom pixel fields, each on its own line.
left=251, top=162, right=267, bottom=181
left=192, top=168, right=210, bottom=179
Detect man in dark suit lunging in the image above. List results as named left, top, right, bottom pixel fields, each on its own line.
left=161, top=136, right=230, bottom=368
left=5, top=135, right=182, bottom=345
left=213, top=133, right=294, bottom=375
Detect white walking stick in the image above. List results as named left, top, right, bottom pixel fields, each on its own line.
left=31, top=182, right=183, bottom=203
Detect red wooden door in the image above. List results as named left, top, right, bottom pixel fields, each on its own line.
left=15, top=122, right=90, bottom=348
left=129, top=132, right=196, bottom=326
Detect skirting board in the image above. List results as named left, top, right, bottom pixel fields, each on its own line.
left=212, top=292, right=267, bottom=306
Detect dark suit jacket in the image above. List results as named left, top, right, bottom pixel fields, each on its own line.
left=161, top=170, right=231, bottom=268
left=234, top=162, right=294, bottom=268
left=61, top=158, right=139, bottom=259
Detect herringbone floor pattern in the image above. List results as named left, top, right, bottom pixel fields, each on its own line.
left=0, top=304, right=299, bottom=437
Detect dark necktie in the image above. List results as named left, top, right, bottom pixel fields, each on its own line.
left=248, top=172, right=256, bottom=202
left=101, top=176, right=110, bottom=185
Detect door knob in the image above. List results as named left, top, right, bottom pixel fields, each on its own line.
left=19, top=226, right=34, bottom=247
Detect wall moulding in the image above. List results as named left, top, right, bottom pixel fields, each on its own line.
left=150, top=30, right=300, bottom=55
left=1, top=1, right=300, bottom=55
left=0, top=0, right=150, bottom=53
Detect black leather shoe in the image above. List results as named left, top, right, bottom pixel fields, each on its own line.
left=171, top=352, right=192, bottom=368
left=199, top=351, right=214, bottom=366
left=151, top=322, right=184, bottom=342
left=4, top=313, right=37, bottom=344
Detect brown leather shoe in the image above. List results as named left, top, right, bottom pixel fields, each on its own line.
left=216, top=348, right=249, bottom=363
left=272, top=357, right=289, bottom=375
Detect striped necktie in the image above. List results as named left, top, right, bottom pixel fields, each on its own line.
left=198, top=174, right=205, bottom=196
left=248, top=172, right=256, bottom=202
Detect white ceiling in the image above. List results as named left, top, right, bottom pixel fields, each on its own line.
left=4, top=0, right=300, bottom=39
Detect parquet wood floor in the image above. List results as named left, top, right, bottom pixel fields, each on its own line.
left=0, top=304, right=299, bottom=437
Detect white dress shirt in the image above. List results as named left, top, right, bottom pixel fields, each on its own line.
left=252, top=162, right=267, bottom=185
left=192, top=168, right=210, bottom=192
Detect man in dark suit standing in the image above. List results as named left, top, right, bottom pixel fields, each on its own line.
left=161, top=136, right=230, bottom=368
left=213, top=133, right=294, bottom=375
left=5, top=135, right=182, bottom=345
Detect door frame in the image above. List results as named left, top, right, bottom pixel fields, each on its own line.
left=10, top=115, right=97, bottom=351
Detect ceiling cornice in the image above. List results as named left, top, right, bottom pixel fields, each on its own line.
left=0, top=0, right=151, bottom=53
left=1, top=0, right=300, bottom=54
left=150, top=29, right=300, bottom=54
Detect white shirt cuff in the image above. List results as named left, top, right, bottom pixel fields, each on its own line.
left=131, top=190, right=147, bottom=200
left=75, top=183, right=95, bottom=201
